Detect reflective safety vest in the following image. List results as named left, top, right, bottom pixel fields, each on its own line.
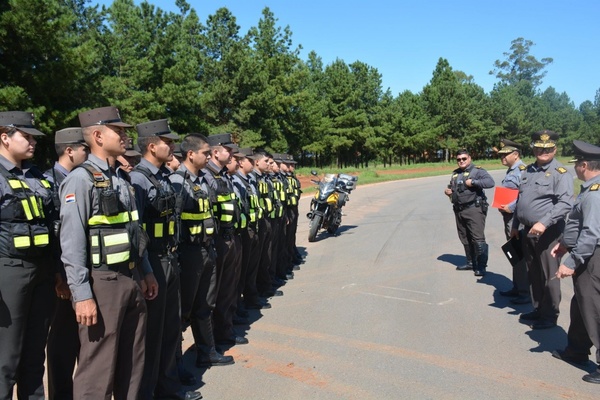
left=81, top=164, right=140, bottom=270
left=285, top=174, right=298, bottom=206
left=133, top=165, right=177, bottom=251
left=0, top=165, right=51, bottom=259
left=256, top=178, right=273, bottom=216
left=175, top=171, right=215, bottom=245
left=270, top=175, right=286, bottom=218
left=205, top=166, right=239, bottom=231
left=235, top=174, right=261, bottom=226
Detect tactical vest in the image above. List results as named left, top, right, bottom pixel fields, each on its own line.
left=285, top=174, right=298, bottom=206
left=133, top=165, right=177, bottom=251
left=0, top=164, right=51, bottom=259
left=256, top=174, right=274, bottom=217
left=450, top=167, right=486, bottom=206
left=80, top=164, right=140, bottom=271
left=205, top=165, right=240, bottom=231
left=270, top=175, right=286, bottom=218
left=175, top=170, right=215, bottom=245
left=235, top=174, right=261, bottom=226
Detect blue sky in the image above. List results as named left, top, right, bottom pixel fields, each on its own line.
left=95, top=0, right=599, bottom=106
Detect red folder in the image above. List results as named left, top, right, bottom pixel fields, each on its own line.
left=491, top=187, right=518, bottom=208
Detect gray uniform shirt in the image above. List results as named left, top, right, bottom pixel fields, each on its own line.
left=59, top=154, right=139, bottom=302
left=512, top=158, right=574, bottom=229
left=129, top=158, right=175, bottom=222
left=561, top=174, right=600, bottom=270
left=501, top=159, right=526, bottom=212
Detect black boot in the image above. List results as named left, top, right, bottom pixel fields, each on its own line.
left=474, top=242, right=488, bottom=276
left=456, top=244, right=477, bottom=271
left=192, top=317, right=235, bottom=367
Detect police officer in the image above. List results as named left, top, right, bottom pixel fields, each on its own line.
left=60, top=106, right=158, bottom=399
left=45, top=127, right=88, bottom=400
left=551, top=140, right=600, bottom=383
left=202, top=133, right=247, bottom=345
left=511, top=130, right=573, bottom=330
left=0, top=111, right=54, bottom=399
left=118, top=138, right=141, bottom=173
left=170, top=134, right=234, bottom=370
left=496, top=139, right=530, bottom=304
left=444, top=149, right=495, bottom=276
left=280, top=154, right=301, bottom=273
left=285, top=154, right=304, bottom=264
left=269, top=154, right=292, bottom=282
left=130, top=120, right=199, bottom=400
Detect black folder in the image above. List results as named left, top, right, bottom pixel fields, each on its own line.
left=501, top=236, right=523, bottom=267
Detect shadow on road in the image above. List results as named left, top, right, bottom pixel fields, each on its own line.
left=437, top=253, right=465, bottom=268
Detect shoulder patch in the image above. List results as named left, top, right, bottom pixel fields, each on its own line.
left=519, top=165, right=526, bottom=171
left=590, top=184, right=600, bottom=191
left=64, top=193, right=76, bottom=204
left=556, top=167, right=567, bottom=174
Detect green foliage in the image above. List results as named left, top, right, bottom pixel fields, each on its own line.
left=0, top=2, right=596, bottom=168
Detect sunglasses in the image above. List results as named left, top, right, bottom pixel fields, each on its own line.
left=456, top=157, right=468, bottom=162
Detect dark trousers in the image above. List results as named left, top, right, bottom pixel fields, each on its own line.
left=286, top=207, right=299, bottom=262
left=522, top=222, right=563, bottom=321
left=276, top=215, right=289, bottom=278
left=566, top=249, right=600, bottom=369
left=269, top=217, right=282, bottom=279
left=454, top=205, right=486, bottom=245
left=239, top=228, right=261, bottom=304
left=47, top=296, right=79, bottom=400
left=0, top=257, right=53, bottom=400
left=256, top=218, right=273, bottom=294
left=139, top=252, right=181, bottom=400
left=74, top=269, right=146, bottom=400
left=213, top=234, right=242, bottom=342
left=179, top=244, right=218, bottom=357
left=501, top=212, right=529, bottom=296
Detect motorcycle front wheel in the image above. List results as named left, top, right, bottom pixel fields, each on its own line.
left=308, top=214, right=322, bottom=242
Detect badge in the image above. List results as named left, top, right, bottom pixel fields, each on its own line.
left=65, top=193, right=76, bottom=203
left=92, top=172, right=104, bottom=181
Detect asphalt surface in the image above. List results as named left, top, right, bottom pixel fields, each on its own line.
left=181, top=169, right=599, bottom=400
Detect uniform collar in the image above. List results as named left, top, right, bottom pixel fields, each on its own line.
left=508, top=159, right=525, bottom=172
left=138, top=158, right=161, bottom=175
left=53, top=161, right=70, bottom=177
left=178, top=163, right=199, bottom=182
left=581, top=174, right=600, bottom=191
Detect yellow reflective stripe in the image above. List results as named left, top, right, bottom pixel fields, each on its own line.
left=217, top=194, right=232, bottom=202
left=130, top=210, right=139, bottom=221
left=222, top=204, right=234, bottom=211
left=181, top=211, right=211, bottom=220
left=8, top=179, right=29, bottom=190
left=220, top=215, right=233, bottom=222
left=103, top=232, right=129, bottom=247
left=206, top=227, right=214, bottom=235
left=189, top=225, right=202, bottom=235
left=21, top=200, right=33, bottom=220
left=169, top=221, right=175, bottom=236
left=33, top=234, right=49, bottom=246
left=154, top=223, right=164, bottom=238
left=29, top=196, right=41, bottom=217
left=40, top=180, right=51, bottom=189
left=142, top=223, right=146, bottom=231
left=92, top=253, right=100, bottom=264
left=91, top=235, right=99, bottom=247
left=89, top=212, right=130, bottom=225
left=14, top=236, right=31, bottom=248
left=239, top=214, right=247, bottom=228
left=106, top=251, right=130, bottom=264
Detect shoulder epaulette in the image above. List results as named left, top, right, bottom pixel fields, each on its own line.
left=556, top=167, right=567, bottom=174
left=519, top=165, right=526, bottom=171
left=590, top=184, right=600, bottom=191
left=475, top=166, right=482, bottom=169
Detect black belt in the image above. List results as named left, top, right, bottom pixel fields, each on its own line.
left=92, top=262, right=133, bottom=277
left=453, top=201, right=478, bottom=212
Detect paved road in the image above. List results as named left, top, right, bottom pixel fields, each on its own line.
left=182, top=170, right=598, bottom=400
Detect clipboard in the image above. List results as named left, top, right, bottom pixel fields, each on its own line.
left=492, top=187, right=518, bottom=208
left=501, top=236, right=523, bottom=267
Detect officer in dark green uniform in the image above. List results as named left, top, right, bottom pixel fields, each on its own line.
left=444, top=149, right=495, bottom=276
left=45, top=127, right=88, bottom=400
left=0, top=111, right=54, bottom=400
left=511, top=130, right=573, bottom=330
left=60, top=106, right=157, bottom=399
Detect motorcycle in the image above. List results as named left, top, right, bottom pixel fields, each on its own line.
left=306, top=171, right=357, bottom=242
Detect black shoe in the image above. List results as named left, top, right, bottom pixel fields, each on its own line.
left=286, top=272, right=294, bottom=280
left=519, top=310, right=540, bottom=321
left=272, top=277, right=286, bottom=286
left=292, top=265, right=300, bottom=271
left=499, top=288, right=519, bottom=297
left=455, top=264, right=473, bottom=271
left=245, top=301, right=271, bottom=310
left=551, top=349, right=589, bottom=366
left=216, top=335, right=248, bottom=346
left=184, top=390, right=203, bottom=400
left=510, top=295, right=531, bottom=305
left=582, top=371, right=600, bottom=384
left=261, top=289, right=283, bottom=297
left=474, top=269, right=485, bottom=277
left=530, top=319, right=557, bottom=330
left=196, top=352, right=235, bottom=368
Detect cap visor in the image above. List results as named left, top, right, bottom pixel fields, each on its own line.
left=159, top=133, right=179, bottom=140
left=106, top=122, right=134, bottom=128
left=17, top=127, right=45, bottom=136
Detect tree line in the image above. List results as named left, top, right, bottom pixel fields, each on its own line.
left=1, top=0, right=599, bottom=167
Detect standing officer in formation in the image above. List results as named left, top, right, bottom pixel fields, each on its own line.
left=496, top=139, right=530, bottom=304
left=60, top=106, right=157, bottom=399
left=444, top=149, right=495, bottom=276
left=130, top=119, right=200, bottom=400
left=170, top=134, right=234, bottom=369
left=511, top=130, right=573, bottom=330
left=203, top=134, right=246, bottom=346
left=45, top=127, right=88, bottom=400
left=0, top=111, right=54, bottom=399
left=551, top=140, right=600, bottom=384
